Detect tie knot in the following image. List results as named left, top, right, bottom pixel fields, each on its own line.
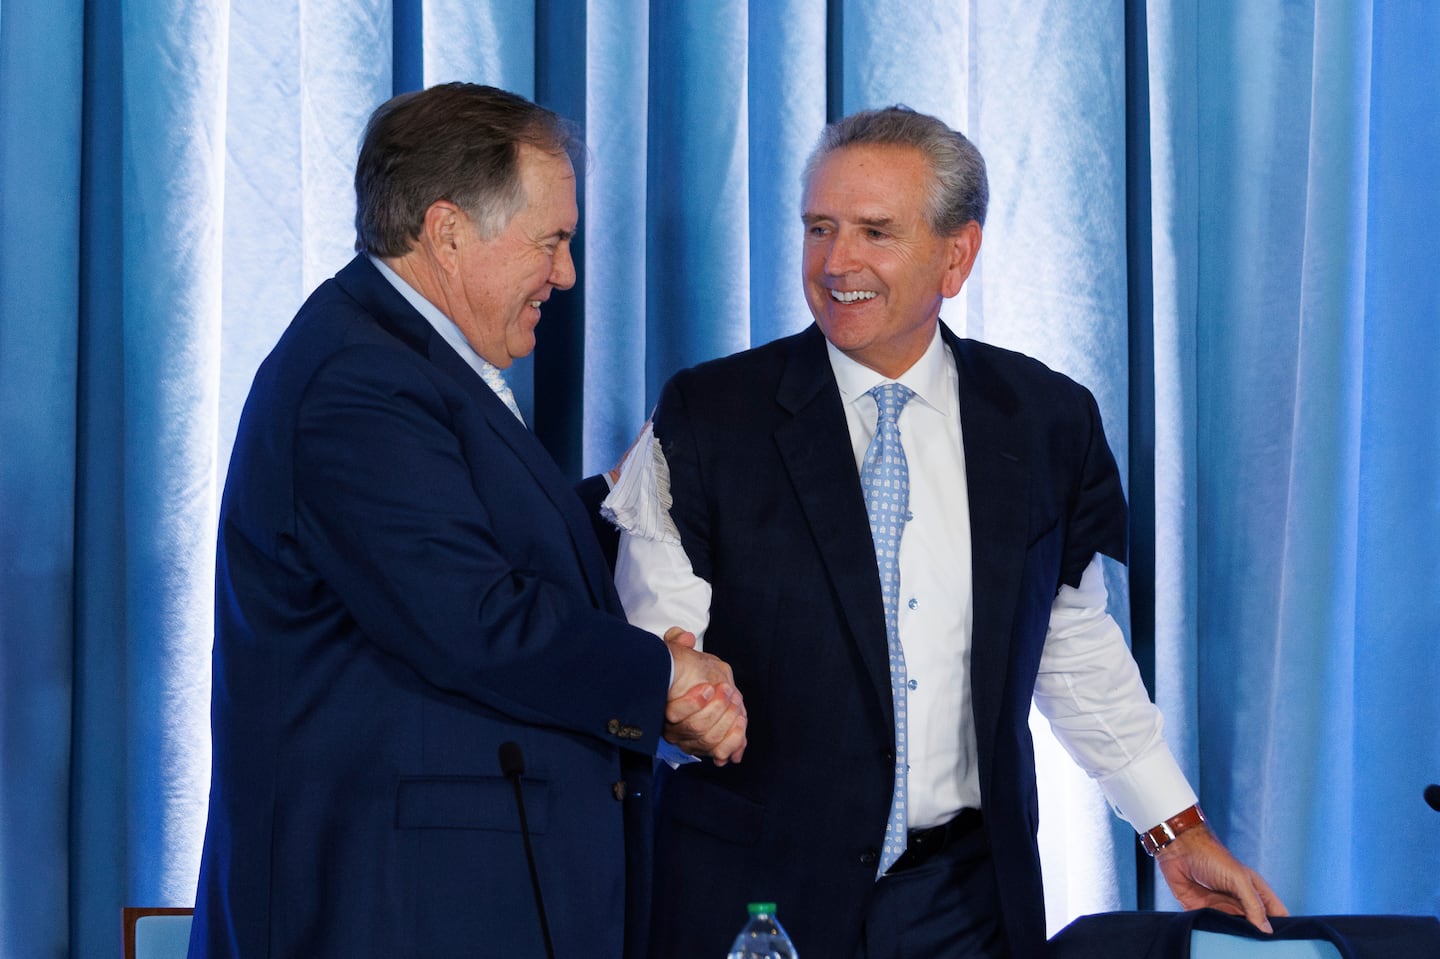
left=868, top=382, right=915, bottom=426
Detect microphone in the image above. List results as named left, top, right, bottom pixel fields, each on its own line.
left=1425, top=784, right=1440, bottom=813
left=499, top=742, right=555, bottom=959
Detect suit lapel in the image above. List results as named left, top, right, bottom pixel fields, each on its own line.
left=773, top=327, right=894, bottom=716
left=430, top=337, right=620, bottom=610
left=944, top=326, right=1031, bottom=763
left=332, top=256, right=618, bottom=612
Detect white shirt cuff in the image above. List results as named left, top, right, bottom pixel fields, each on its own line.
left=1097, top=742, right=1200, bottom=832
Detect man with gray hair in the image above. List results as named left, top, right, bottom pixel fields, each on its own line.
left=611, top=106, right=1283, bottom=957
left=188, top=83, right=746, bottom=959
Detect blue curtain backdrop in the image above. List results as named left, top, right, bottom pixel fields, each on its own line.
left=2, top=1, right=1437, bottom=954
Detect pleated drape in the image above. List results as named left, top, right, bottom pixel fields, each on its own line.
left=1147, top=0, right=1440, bottom=915
left=1, top=3, right=87, bottom=955
left=2, top=2, right=1438, bottom=956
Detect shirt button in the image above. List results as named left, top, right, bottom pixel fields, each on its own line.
left=908, top=679, right=918, bottom=690
left=907, top=597, right=918, bottom=610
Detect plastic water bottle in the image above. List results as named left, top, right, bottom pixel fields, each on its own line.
left=726, top=902, right=797, bottom=959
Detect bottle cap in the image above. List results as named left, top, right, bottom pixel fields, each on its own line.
left=746, top=902, right=777, bottom=916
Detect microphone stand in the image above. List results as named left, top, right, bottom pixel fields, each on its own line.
left=499, top=742, right=556, bottom=959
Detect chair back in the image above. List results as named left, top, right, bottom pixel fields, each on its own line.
left=1193, top=930, right=1342, bottom=958
left=122, top=907, right=193, bottom=959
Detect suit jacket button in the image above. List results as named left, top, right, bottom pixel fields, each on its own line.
left=859, top=849, right=878, bottom=866
left=622, top=725, right=642, bottom=740
left=607, top=719, right=621, bottom=735
left=612, top=780, right=628, bottom=801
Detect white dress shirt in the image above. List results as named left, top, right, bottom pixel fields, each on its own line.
left=610, top=326, right=1197, bottom=833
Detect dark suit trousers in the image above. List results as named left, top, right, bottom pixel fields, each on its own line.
left=858, top=826, right=1009, bottom=959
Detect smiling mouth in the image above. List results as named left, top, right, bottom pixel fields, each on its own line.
left=829, top=289, right=878, bottom=304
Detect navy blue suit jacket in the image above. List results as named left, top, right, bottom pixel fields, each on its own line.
left=189, top=256, right=671, bottom=959
left=647, top=323, right=1128, bottom=959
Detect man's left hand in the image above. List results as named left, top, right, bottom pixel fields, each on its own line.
left=1156, top=825, right=1288, bottom=933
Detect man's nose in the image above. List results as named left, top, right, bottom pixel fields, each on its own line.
left=551, top=243, right=576, bottom=290
left=825, top=230, right=860, bottom=275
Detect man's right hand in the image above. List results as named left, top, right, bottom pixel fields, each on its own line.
left=1156, top=824, right=1287, bottom=933
left=663, top=627, right=748, bottom=765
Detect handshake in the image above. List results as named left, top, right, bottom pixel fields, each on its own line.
left=661, top=626, right=748, bottom=765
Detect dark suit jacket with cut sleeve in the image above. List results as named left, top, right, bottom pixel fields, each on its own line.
left=188, top=255, right=670, bottom=959
left=647, top=323, right=1128, bottom=959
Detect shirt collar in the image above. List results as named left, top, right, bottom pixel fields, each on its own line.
left=825, top=323, right=952, bottom=416
left=368, top=254, right=506, bottom=387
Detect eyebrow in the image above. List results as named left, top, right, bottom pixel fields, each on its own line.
left=800, top=212, right=897, bottom=230
left=855, top=215, right=897, bottom=230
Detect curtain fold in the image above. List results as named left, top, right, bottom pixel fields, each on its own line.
left=645, top=0, right=753, bottom=396
left=1159, top=0, right=1440, bottom=916
left=113, top=0, right=229, bottom=929
left=1351, top=0, right=1440, bottom=916
left=1142, top=0, right=1201, bottom=840
left=0, top=4, right=86, bottom=956
left=71, top=1, right=129, bottom=955
left=2, top=2, right=1437, bottom=954
left=1194, top=0, right=1351, bottom=899
left=580, top=0, right=651, bottom=473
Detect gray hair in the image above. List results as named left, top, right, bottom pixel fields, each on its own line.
left=802, top=105, right=988, bottom=233
left=354, top=83, right=579, bottom=256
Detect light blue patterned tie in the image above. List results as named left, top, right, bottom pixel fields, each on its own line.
left=861, top=382, right=915, bottom=876
left=479, top=363, right=525, bottom=424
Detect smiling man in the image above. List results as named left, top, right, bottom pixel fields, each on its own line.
left=187, top=83, right=746, bottom=959
left=611, top=106, right=1283, bottom=958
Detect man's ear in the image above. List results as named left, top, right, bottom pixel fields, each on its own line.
left=420, top=200, right=466, bottom=273
left=941, top=220, right=983, bottom=298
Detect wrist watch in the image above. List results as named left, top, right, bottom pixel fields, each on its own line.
left=1140, top=803, right=1207, bottom=856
